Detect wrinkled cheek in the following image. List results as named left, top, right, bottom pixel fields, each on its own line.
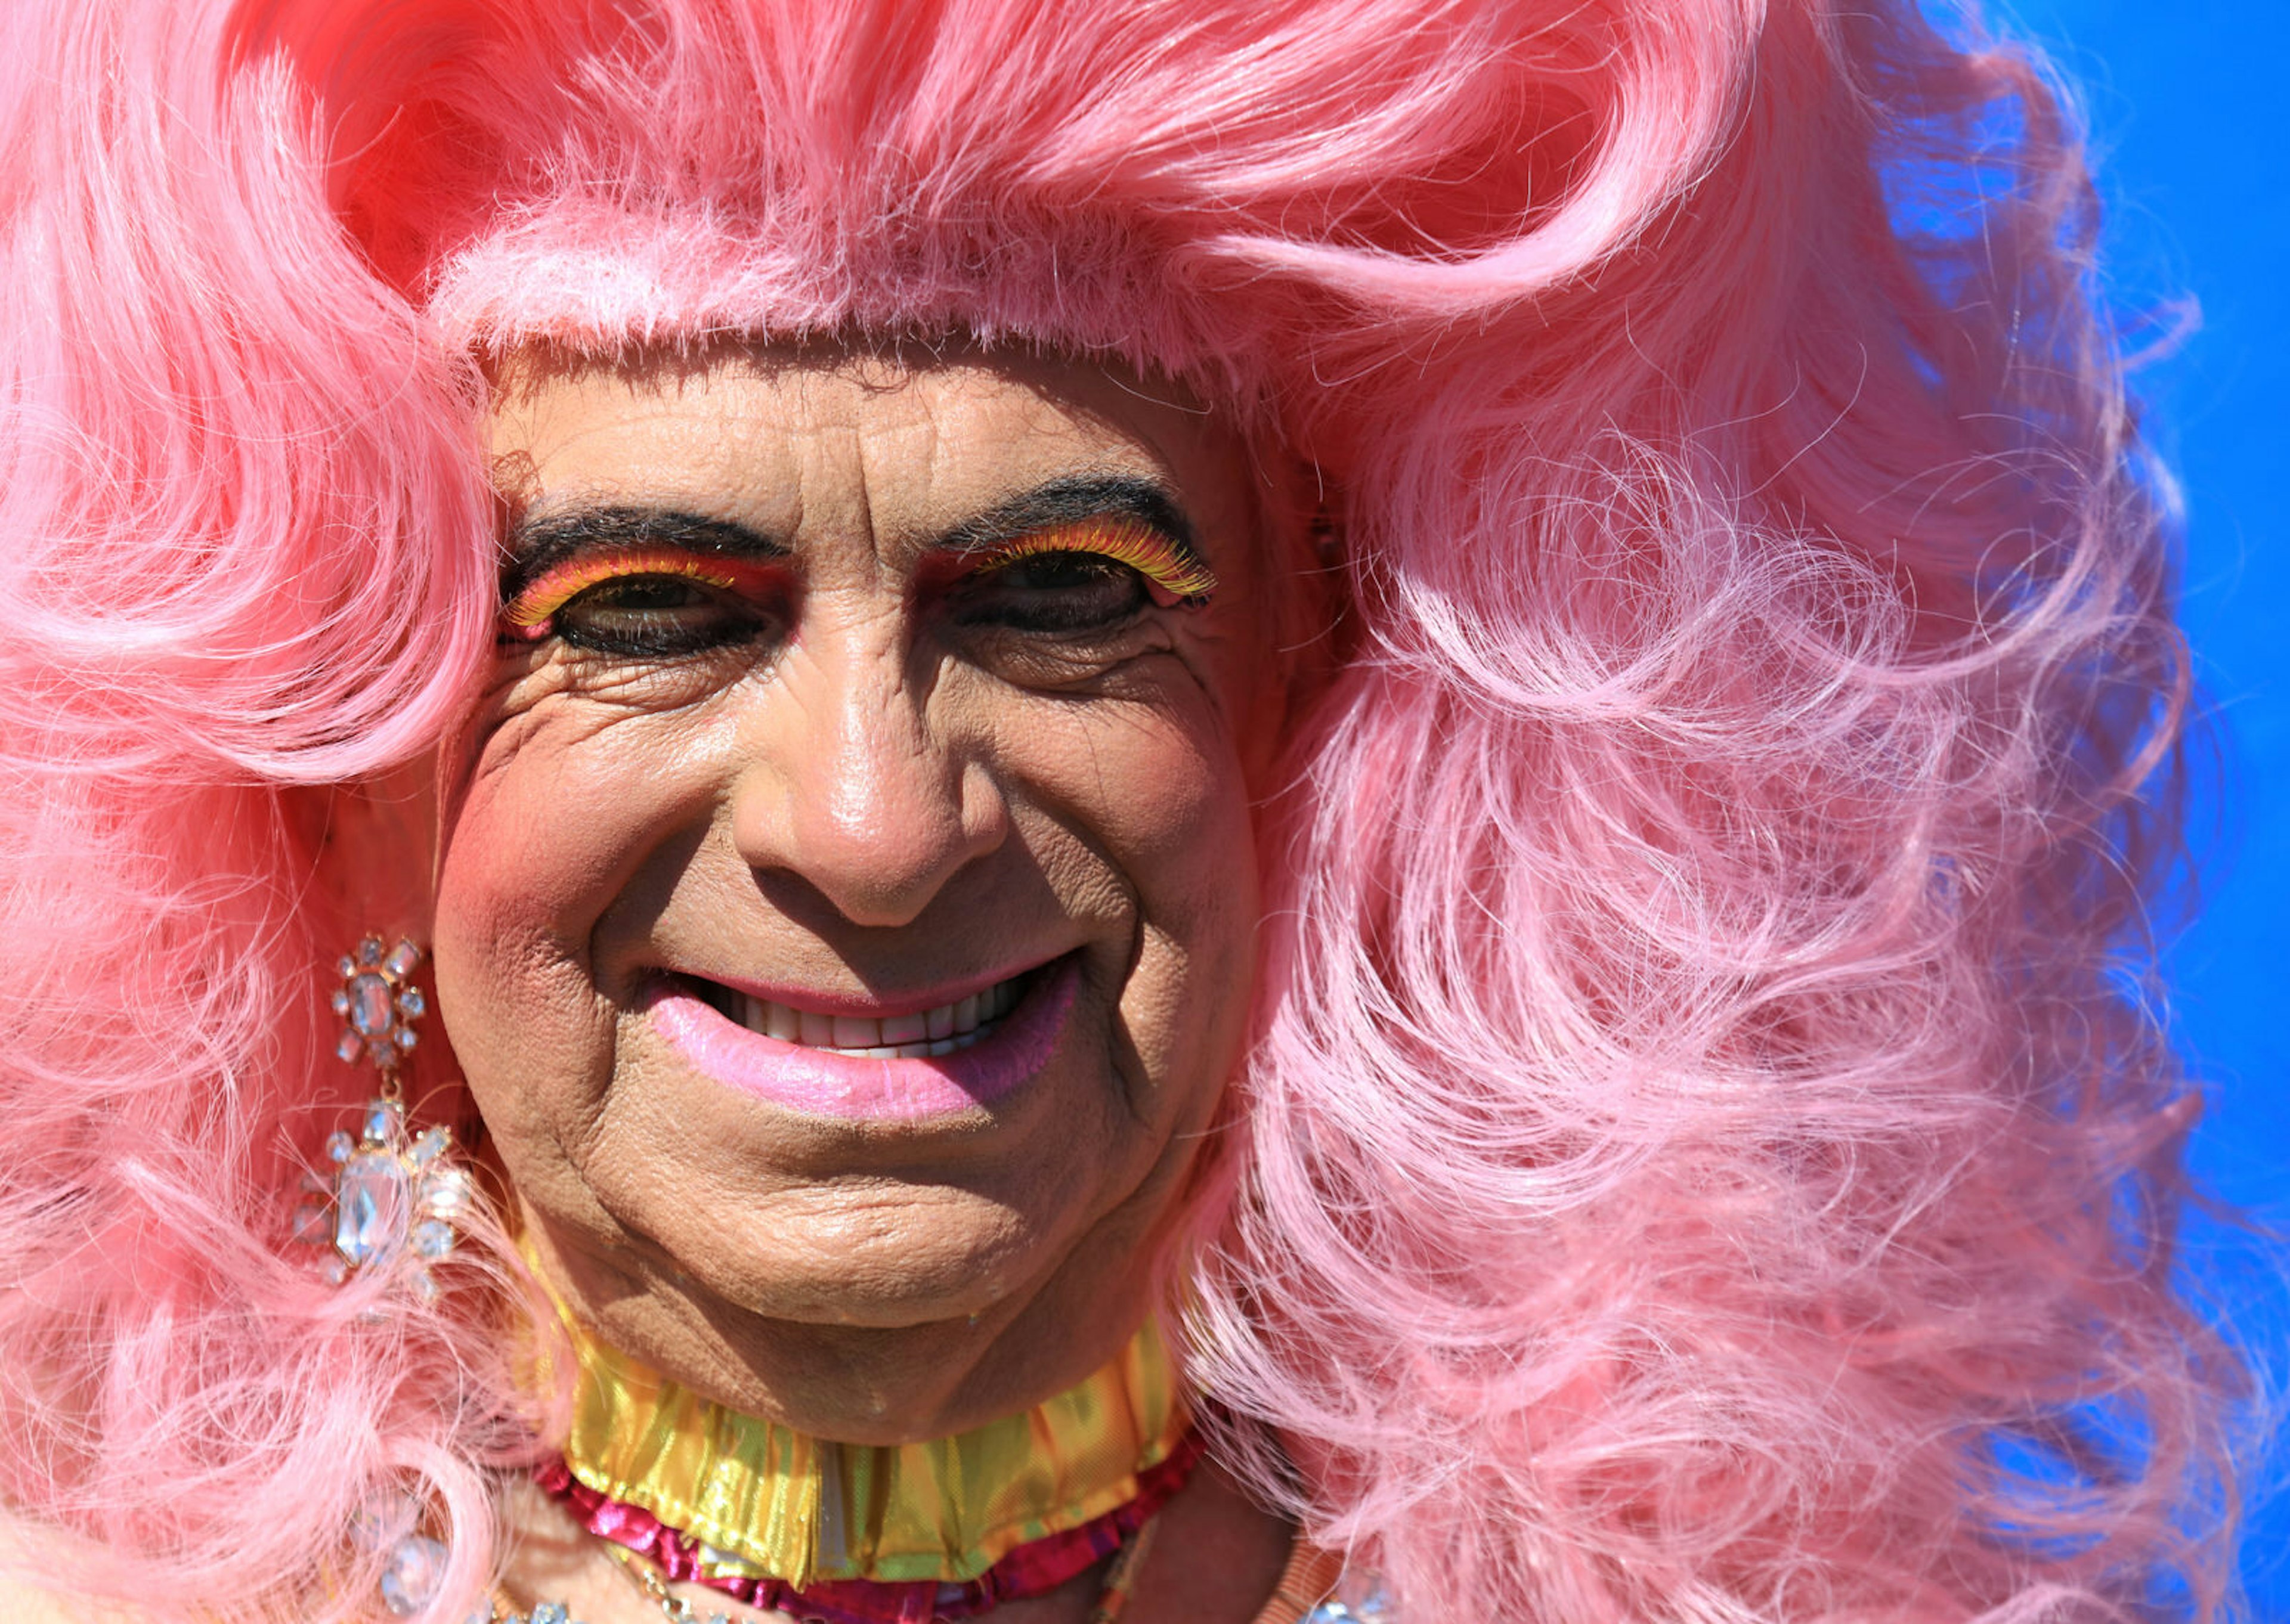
left=1089, top=724, right=1262, bottom=1122
left=428, top=733, right=646, bottom=1148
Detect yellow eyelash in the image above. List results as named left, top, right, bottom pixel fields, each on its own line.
left=502, top=546, right=775, bottom=636
left=974, top=517, right=1217, bottom=603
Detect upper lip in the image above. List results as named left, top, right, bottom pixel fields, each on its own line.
left=661, top=953, right=1067, bottom=1020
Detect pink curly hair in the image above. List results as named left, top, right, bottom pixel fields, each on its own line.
left=0, top=0, right=2249, bottom=1619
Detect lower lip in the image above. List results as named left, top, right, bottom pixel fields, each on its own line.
left=641, top=960, right=1079, bottom=1123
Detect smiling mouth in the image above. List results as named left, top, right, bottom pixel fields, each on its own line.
left=649, top=958, right=1078, bottom=1122
left=682, top=972, right=1030, bottom=1059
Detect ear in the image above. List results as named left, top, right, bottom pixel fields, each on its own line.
left=1251, top=454, right=1351, bottom=788
left=300, top=758, right=442, bottom=944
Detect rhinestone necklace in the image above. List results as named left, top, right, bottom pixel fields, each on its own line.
left=471, top=1520, right=1374, bottom=1624
left=472, top=1507, right=1166, bottom=1624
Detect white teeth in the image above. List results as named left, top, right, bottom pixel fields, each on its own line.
left=729, top=977, right=1028, bottom=1053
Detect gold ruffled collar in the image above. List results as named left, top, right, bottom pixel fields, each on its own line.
left=554, top=1308, right=1190, bottom=1589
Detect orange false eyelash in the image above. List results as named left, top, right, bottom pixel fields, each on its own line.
left=971, top=516, right=1217, bottom=605
left=501, top=546, right=780, bottom=637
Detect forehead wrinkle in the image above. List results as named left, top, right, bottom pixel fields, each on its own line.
left=850, top=369, right=1160, bottom=554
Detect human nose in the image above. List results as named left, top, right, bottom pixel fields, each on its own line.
left=727, top=625, right=1005, bottom=929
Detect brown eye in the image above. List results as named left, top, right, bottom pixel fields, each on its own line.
left=952, top=552, right=1149, bottom=632
left=554, top=575, right=770, bottom=656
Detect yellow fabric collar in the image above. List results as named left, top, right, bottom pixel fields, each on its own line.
left=555, top=1310, right=1189, bottom=1589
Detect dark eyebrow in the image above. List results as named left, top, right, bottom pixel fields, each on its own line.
left=933, top=475, right=1205, bottom=572
left=499, top=475, right=1202, bottom=596
left=500, top=507, right=790, bottom=597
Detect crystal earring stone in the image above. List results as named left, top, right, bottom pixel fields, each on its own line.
left=293, top=936, right=475, bottom=1300
left=1302, top=1574, right=1394, bottom=1622
left=379, top=1532, right=449, bottom=1617
left=336, top=1142, right=410, bottom=1269
left=331, top=934, right=428, bottom=1073
left=292, top=1093, right=469, bottom=1296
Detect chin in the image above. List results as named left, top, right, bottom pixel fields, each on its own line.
left=676, top=1195, right=1050, bottom=1329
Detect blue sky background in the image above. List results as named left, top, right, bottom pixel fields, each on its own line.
left=1988, top=1, right=2290, bottom=1607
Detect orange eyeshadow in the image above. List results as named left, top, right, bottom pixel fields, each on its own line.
left=972, top=517, right=1216, bottom=604
left=501, top=546, right=782, bottom=636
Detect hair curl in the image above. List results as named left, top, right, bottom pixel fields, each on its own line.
left=0, top=1, right=2248, bottom=1619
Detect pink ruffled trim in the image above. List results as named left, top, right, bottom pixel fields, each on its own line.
left=536, top=1430, right=1205, bottom=1624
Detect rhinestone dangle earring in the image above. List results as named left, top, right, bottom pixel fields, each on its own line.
left=292, top=935, right=475, bottom=1300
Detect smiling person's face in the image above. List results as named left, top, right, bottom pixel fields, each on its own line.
left=429, top=346, right=1296, bottom=1441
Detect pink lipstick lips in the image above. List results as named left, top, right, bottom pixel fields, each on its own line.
left=642, top=958, right=1079, bottom=1121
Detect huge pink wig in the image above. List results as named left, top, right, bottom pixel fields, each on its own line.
left=0, top=0, right=2249, bottom=1619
